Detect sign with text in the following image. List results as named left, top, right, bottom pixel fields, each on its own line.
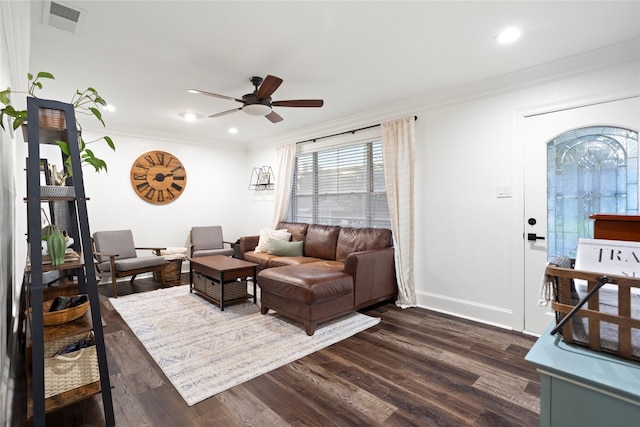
left=576, top=238, right=640, bottom=281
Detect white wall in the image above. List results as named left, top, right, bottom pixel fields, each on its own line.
left=247, top=54, right=640, bottom=331
left=416, top=61, right=639, bottom=328
left=13, top=131, right=252, bottom=273
left=81, top=133, right=250, bottom=246
left=12, top=42, right=639, bottom=332
left=415, top=95, right=518, bottom=326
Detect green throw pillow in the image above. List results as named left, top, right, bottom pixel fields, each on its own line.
left=267, top=238, right=303, bottom=256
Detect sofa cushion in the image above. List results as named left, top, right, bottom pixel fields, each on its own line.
left=267, top=256, right=324, bottom=268
left=302, top=260, right=345, bottom=271
left=304, top=224, right=340, bottom=260
left=276, top=221, right=308, bottom=242
left=255, top=228, right=291, bottom=253
left=268, top=239, right=304, bottom=256
left=243, top=251, right=278, bottom=269
left=336, top=227, right=393, bottom=263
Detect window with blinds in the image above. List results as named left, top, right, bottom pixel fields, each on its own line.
left=285, top=140, right=390, bottom=228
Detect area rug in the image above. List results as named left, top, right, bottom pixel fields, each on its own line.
left=109, top=285, right=380, bottom=406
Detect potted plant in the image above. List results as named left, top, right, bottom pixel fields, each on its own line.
left=0, top=71, right=115, bottom=177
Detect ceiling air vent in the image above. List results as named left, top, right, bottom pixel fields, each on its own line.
left=43, top=1, right=84, bottom=34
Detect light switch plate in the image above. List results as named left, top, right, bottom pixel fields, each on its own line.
left=496, top=184, right=512, bottom=198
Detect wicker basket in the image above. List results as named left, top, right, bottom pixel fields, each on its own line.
left=40, top=185, right=75, bottom=198
left=39, top=107, right=67, bottom=129
left=547, top=264, right=640, bottom=361
left=193, top=272, right=249, bottom=303
left=154, top=258, right=184, bottom=282
left=30, top=299, right=89, bottom=326
left=43, top=332, right=99, bottom=398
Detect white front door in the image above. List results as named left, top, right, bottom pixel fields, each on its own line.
left=523, top=96, right=640, bottom=334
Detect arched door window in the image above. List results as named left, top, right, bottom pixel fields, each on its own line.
left=547, top=126, right=638, bottom=259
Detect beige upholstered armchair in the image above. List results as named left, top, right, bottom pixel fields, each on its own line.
left=92, top=229, right=166, bottom=298
left=189, top=226, right=235, bottom=258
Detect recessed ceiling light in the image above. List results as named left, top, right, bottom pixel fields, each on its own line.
left=495, top=27, right=521, bottom=44
left=179, top=112, right=200, bottom=122
left=102, top=104, right=115, bottom=112
left=229, top=127, right=238, bottom=134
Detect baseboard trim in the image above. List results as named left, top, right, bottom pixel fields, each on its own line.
left=416, top=291, right=514, bottom=330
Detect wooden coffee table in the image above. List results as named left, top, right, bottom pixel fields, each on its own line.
left=189, top=255, right=257, bottom=311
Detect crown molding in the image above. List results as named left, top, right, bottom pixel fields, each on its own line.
left=252, top=38, right=640, bottom=149
left=83, top=122, right=249, bottom=152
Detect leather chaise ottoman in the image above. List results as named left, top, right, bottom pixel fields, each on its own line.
left=241, top=221, right=397, bottom=335
left=258, top=265, right=355, bottom=335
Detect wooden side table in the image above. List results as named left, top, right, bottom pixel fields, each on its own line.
left=189, top=255, right=257, bottom=311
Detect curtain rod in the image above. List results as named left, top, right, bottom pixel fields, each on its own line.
left=297, top=115, right=417, bottom=145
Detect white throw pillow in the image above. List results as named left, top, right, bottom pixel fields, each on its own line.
left=254, top=228, right=291, bottom=253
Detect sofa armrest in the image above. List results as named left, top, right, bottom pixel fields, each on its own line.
left=238, top=235, right=259, bottom=259
left=344, top=247, right=396, bottom=309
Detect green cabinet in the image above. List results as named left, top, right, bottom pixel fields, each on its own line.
left=526, top=323, right=640, bottom=427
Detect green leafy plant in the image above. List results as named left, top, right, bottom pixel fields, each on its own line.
left=0, top=71, right=115, bottom=176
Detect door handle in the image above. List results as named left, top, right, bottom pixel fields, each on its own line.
left=527, top=233, right=546, bottom=241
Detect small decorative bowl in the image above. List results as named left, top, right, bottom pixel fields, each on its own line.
left=40, top=299, right=90, bottom=326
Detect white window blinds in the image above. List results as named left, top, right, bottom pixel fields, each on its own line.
left=285, top=140, right=390, bottom=228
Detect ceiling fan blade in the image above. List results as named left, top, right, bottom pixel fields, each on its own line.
left=189, top=89, right=243, bottom=103
left=265, top=110, right=283, bottom=123
left=208, top=107, right=242, bottom=118
left=256, top=75, right=283, bottom=100
left=272, top=99, right=324, bottom=108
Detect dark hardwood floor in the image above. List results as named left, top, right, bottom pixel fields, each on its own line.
left=14, top=275, right=540, bottom=426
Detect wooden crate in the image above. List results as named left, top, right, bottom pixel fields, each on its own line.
left=547, top=264, right=640, bottom=361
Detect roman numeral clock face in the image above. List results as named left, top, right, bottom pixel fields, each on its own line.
left=130, top=151, right=187, bottom=204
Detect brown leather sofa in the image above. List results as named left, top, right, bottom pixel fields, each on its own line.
left=238, top=222, right=396, bottom=335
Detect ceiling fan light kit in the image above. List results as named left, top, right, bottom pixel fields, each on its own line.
left=242, top=102, right=271, bottom=116
left=190, top=75, right=323, bottom=123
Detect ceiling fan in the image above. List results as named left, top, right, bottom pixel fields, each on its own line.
left=189, top=75, right=324, bottom=123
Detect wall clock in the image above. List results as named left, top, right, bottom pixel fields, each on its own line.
left=130, top=150, right=187, bottom=204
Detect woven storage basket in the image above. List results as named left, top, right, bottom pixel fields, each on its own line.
left=193, top=272, right=248, bottom=302
left=43, top=332, right=99, bottom=398
left=40, top=185, right=75, bottom=198
left=547, top=264, right=640, bottom=361
left=43, top=332, right=88, bottom=358
left=153, top=258, right=183, bottom=282
left=39, top=107, right=66, bottom=129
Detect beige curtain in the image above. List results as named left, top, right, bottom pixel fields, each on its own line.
left=381, top=116, right=416, bottom=307
left=272, top=143, right=296, bottom=226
